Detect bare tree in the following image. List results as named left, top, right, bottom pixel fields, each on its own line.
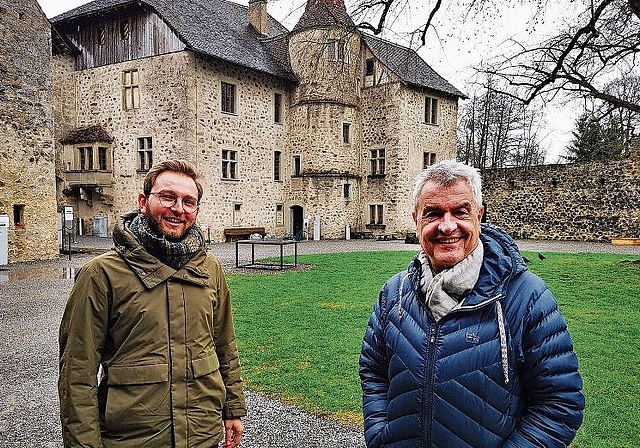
left=350, top=0, right=640, bottom=113
left=457, top=78, right=546, bottom=168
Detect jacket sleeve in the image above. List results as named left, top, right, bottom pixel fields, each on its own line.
left=359, top=284, right=391, bottom=448
left=58, top=262, right=109, bottom=447
left=211, top=261, right=247, bottom=420
left=502, top=283, right=585, bottom=448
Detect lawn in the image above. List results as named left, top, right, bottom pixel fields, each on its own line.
left=227, top=250, right=640, bottom=447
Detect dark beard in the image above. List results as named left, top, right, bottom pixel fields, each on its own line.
left=143, top=209, right=188, bottom=241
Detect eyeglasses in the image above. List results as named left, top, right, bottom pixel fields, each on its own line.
left=149, top=191, right=199, bottom=213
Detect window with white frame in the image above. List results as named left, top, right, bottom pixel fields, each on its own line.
left=369, top=204, right=384, bottom=225
left=423, top=151, right=436, bottom=168
left=370, top=148, right=386, bottom=176
left=137, top=137, right=153, bottom=171
left=274, top=150, right=282, bottom=181
left=122, top=69, right=140, bottom=110
left=221, top=81, right=237, bottom=114
left=425, top=96, right=439, bottom=125
left=222, top=149, right=238, bottom=179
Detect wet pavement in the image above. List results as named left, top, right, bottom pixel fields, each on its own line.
left=0, top=237, right=638, bottom=446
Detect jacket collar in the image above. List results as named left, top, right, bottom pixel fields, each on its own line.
left=113, top=211, right=210, bottom=289
left=408, top=224, right=527, bottom=308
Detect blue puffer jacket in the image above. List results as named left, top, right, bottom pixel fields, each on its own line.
left=359, top=224, right=585, bottom=447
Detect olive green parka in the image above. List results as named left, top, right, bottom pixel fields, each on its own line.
left=59, top=216, right=246, bottom=447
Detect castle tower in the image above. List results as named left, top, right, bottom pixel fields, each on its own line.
left=286, top=0, right=364, bottom=238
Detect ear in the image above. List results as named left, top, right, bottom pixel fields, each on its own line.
left=137, top=193, right=148, bottom=213
left=477, top=206, right=484, bottom=222
left=412, top=210, right=418, bottom=225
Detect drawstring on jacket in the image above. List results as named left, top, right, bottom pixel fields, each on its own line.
left=397, top=270, right=509, bottom=384
left=397, top=274, right=409, bottom=318
left=495, top=300, right=509, bottom=384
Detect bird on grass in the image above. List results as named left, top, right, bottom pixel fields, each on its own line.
left=538, top=253, right=546, bottom=260
left=522, top=256, right=531, bottom=263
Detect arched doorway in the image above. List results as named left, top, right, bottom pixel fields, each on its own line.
left=290, top=205, right=304, bottom=240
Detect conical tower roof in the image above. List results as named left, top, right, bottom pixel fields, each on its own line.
left=292, top=0, right=355, bottom=32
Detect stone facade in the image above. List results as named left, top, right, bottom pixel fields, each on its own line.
left=52, top=1, right=462, bottom=242
left=0, top=0, right=58, bottom=263
left=482, top=144, right=640, bottom=242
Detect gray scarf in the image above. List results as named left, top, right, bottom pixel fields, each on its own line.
left=129, top=214, right=205, bottom=270
left=418, top=243, right=484, bottom=322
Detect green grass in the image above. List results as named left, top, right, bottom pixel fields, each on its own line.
left=227, top=250, right=640, bottom=446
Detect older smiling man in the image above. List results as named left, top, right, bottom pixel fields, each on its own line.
left=359, top=159, right=584, bottom=447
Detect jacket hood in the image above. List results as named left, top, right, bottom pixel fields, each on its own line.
left=408, top=224, right=527, bottom=308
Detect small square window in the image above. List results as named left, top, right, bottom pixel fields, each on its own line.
left=343, top=183, right=351, bottom=199
left=423, top=152, right=436, bottom=168
left=274, top=150, right=282, bottom=181
left=137, top=137, right=153, bottom=171
left=342, top=123, right=351, bottom=144
left=365, top=58, right=375, bottom=76
left=13, top=204, right=25, bottom=229
left=425, top=97, right=439, bottom=125
left=122, top=69, right=140, bottom=110
left=292, top=155, right=301, bottom=177
left=222, top=149, right=238, bottom=179
left=274, top=93, right=283, bottom=124
left=369, top=204, right=384, bottom=225
left=370, top=148, right=386, bottom=176
left=221, top=82, right=237, bottom=114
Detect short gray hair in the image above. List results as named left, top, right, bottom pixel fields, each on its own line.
left=412, top=160, right=483, bottom=212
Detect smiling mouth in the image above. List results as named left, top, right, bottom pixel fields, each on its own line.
left=164, top=217, right=184, bottom=225
left=436, top=237, right=462, bottom=244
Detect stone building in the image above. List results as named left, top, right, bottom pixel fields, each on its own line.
left=0, top=0, right=59, bottom=262
left=51, top=0, right=465, bottom=241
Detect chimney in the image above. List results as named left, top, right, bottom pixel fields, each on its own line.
left=248, top=0, right=268, bottom=35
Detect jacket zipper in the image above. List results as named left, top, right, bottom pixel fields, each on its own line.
left=424, top=324, right=438, bottom=447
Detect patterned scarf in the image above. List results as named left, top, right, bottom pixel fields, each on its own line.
left=418, top=242, right=484, bottom=322
left=129, top=214, right=205, bottom=270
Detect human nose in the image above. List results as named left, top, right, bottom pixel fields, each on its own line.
left=438, top=213, right=457, bottom=234
left=169, top=198, right=187, bottom=213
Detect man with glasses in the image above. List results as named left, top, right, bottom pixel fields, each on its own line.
left=59, top=160, right=246, bottom=447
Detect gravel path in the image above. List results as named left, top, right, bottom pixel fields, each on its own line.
left=0, top=237, right=637, bottom=447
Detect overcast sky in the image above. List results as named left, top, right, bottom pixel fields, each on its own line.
left=38, top=0, right=581, bottom=162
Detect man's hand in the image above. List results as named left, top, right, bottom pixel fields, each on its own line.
left=222, top=418, right=243, bottom=448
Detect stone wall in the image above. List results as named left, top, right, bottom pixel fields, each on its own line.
left=482, top=146, right=640, bottom=241
left=0, top=0, right=58, bottom=263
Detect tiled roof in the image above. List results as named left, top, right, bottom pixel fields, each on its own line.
left=51, top=0, right=464, bottom=98
left=363, top=34, right=466, bottom=98
left=292, top=0, right=354, bottom=32
left=51, top=0, right=297, bottom=81
left=60, top=125, right=114, bottom=144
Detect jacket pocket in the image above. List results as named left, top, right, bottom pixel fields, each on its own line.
left=103, top=364, right=171, bottom=436
left=107, top=363, right=168, bottom=385
left=191, top=352, right=220, bottom=378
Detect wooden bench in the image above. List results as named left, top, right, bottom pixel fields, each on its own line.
left=223, top=227, right=266, bottom=242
